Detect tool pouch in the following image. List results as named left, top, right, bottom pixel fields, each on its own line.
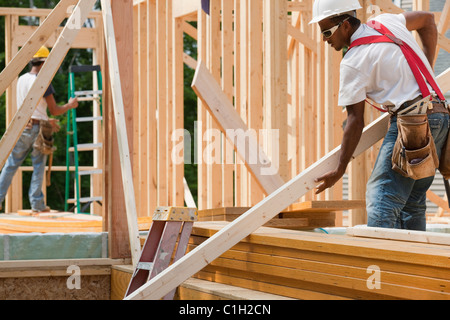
left=438, top=104, right=450, bottom=179
left=33, top=120, right=56, bottom=155
left=391, top=114, right=439, bottom=180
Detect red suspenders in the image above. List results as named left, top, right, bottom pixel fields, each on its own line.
left=347, top=20, right=446, bottom=102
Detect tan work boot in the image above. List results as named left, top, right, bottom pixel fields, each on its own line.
left=31, top=206, right=51, bottom=214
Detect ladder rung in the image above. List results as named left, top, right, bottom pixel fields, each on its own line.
left=69, top=143, right=103, bottom=152
left=67, top=196, right=103, bottom=204
left=75, top=90, right=103, bottom=96
left=137, top=262, right=153, bottom=271
left=76, top=116, right=103, bottom=122
left=78, top=169, right=103, bottom=176
left=76, top=97, right=100, bottom=102
left=69, top=65, right=101, bottom=73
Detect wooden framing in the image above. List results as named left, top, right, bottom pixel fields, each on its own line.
left=100, top=0, right=140, bottom=267
left=192, top=61, right=285, bottom=195
left=0, top=4, right=104, bottom=214
left=124, top=2, right=450, bottom=296
left=128, top=0, right=449, bottom=225
left=0, top=1, right=448, bottom=294
left=124, top=105, right=391, bottom=300
left=0, top=0, right=96, bottom=169
left=0, top=0, right=78, bottom=97
left=0, top=0, right=138, bottom=266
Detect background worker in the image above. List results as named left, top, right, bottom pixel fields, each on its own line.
left=310, top=0, right=449, bottom=230
left=0, top=46, right=78, bottom=213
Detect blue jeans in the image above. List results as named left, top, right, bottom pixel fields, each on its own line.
left=366, top=112, right=450, bottom=231
left=0, top=124, right=48, bottom=211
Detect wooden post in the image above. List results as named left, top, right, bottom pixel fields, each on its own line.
left=263, top=0, right=288, bottom=182
left=221, top=0, right=235, bottom=207
left=101, top=0, right=140, bottom=266
left=172, top=11, right=184, bottom=206
left=248, top=0, right=265, bottom=204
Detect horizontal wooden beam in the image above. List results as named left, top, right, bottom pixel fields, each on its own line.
left=346, top=226, right=450, bottom=246
left=0, top=258, right=129, bottom=270
left=0, top=6, right=101, bottom=18
left=173, top=0, right=199, bottom=19
left=13, top=25, right=100, bottom=49
left=287, top=1, right=309, bottom=12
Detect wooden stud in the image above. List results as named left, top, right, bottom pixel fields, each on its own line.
left=100, top=0, right=140, bottom=267
left=173, top=15, right=185, bottom=206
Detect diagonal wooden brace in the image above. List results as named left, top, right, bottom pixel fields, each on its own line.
left=192, top=61, right=285, bottom=195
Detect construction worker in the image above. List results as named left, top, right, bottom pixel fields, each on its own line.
left=311, top=0, right=449, bottom=230
left=0, top=46, right=78, bottom=213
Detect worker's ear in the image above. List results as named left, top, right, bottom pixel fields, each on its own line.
left=343, top=19, right=352, bottom=32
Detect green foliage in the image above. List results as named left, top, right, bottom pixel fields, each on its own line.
left=183, top=31, right=198, bottom=205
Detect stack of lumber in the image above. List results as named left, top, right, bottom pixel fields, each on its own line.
left=0, top=213, right=152, bottom=234
left=110, top=264, right=296, bottom=300
left=198, top=200, right=365, bottom=230
left=188, top=221, right=450, bottom=300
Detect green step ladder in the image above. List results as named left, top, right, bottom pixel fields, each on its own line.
left=65, top=65, right=103, bottom=214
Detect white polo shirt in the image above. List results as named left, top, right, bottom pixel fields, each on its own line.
left=17, top=72, right=55, bottom=121
left=338, top=13, right=438, bottom=111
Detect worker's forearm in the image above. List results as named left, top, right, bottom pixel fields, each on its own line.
left=336, top=112, right=364, bottom=174
left=51, top=104, right=72, bottom=116
left=47, top=96, right=78, bottom=116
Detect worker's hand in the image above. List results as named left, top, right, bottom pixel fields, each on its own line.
left=314, top=169, right=344, bottom=194
left=48, top=118, right=61, bottom=133
left=68, top=97, right=79, bottom=109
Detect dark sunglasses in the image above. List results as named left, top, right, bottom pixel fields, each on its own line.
left=321, top=17, right=350, bottom=38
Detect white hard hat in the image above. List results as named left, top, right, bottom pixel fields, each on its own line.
left=309, top=0, right=362, bottom=24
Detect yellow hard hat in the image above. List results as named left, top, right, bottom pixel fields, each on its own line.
left=33, top=46, right=50, bottom=61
